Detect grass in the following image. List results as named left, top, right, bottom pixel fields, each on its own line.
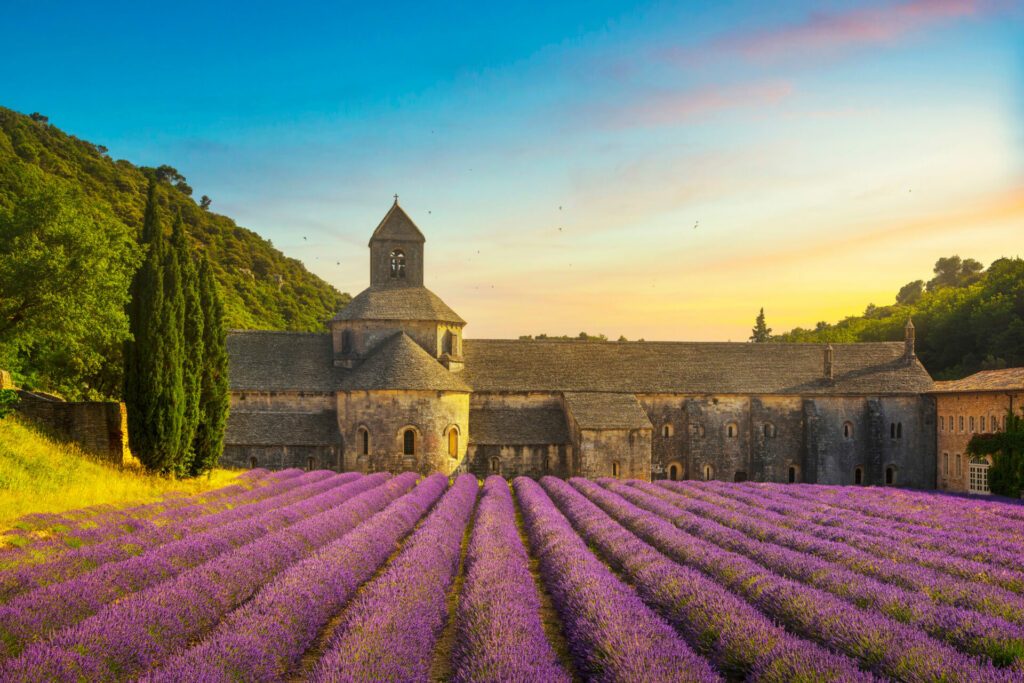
left=0, top=416, right=241, bottom=535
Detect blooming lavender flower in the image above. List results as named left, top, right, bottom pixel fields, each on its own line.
left=541, top=477, right=870, bottom=682
left=580, top=480, right=1015, bottom=682
left=311, top=474, right=479, bottom=683
left=0, top=472, right=414, bottom=681
left=450, top=476, right=569, bottom=683
left=144, top=473, right=451, bottom=682
left=0, top=470, right=348, bottom=602
left=514, top=476, right=720, bottom=683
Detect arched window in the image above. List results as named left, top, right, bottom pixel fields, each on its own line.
left=249, top=456, right=258, bottom=469
left=726, top=422, right=738, bottom=438
left=788, top=466, right=798, bottom=483
left=341, top=329, right=353, bottom=355
left=543, top=454, right=551, bottom=472
left=890, top=422, right=896, bottom=439
left=403, top=428, right=416, bottom=456
left=307, top=456, right=316, bottom=471
left=691, top=423, right=706, bottom=438
left=442, top=330, right=453, bottom=355
left=447, top=427, right=458, bottom=458
left=843, top=422, right=854, bottom=439
left=885, top=466, right=896, bottom=485
left=612, top=461, right=621, bottom=478
left=763, top=422, right=776, bottom=438
left=896, top=422, right=902, bottom=439
left=969, top=456, right=990, bottom=493
left=668, top=463, right=680, bottom=481
left=662, top=424, right=673, bottom=438
left=489, top=456, right=500, bottom=474
left=389, top=250, right=406, bottom=278
left=854, top=466, right=864, bottom=485
left=358, top=427, right=369, bottom=456
left=703, top=464, right=713, bottom=481
left=734, top=471, right=748, bottom=482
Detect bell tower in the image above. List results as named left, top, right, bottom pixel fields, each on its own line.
left=369, top=197, right=425, bottom=288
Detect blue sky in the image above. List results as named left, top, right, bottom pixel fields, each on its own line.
left=4, top=0, right=1023, bottom=339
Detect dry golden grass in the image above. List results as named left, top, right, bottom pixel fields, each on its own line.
left=0, top=416, right=241, bottom=534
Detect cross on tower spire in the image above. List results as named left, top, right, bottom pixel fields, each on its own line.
left=393, top=193, right=399, bottom=204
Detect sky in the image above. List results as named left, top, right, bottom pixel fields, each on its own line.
left=3, top=0, right=1023, bottom=340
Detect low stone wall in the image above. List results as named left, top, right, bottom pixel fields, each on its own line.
left=14, top=392, right=128, bottom=464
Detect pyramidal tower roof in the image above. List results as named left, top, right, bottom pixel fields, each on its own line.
left=340, top=332, right=470, bottom=392
left=369, top=199, right=425, bottom=245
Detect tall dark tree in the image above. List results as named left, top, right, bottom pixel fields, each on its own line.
left=125, top=181, right=184, bottom=471
left=172, top=212, right=203, bottom=473
left=191, top=252, right=229, bottom=476
left=749, top=307, right=772, bottom=342
left=896, top=280, right=924, bottom=305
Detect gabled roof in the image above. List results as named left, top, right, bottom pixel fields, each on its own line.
left=930, top=367, right=1024, bottom=394
left=225, top=411, right=340, bottom=446
left=227, top=331, right=341, bottom=392
left=469, top=407, right=569, bottom=445
left=340, top=332, right=471, bottom=392
left=460, top=339, right=934, bottom=395
left=369, top=202, right=425, bottom=245
left=563, top=392, right=653, bottom=430
left=334, top=286, right=465, bottom=324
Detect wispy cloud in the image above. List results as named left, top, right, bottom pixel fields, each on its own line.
left=665, top=0, right=982, bottom=64
left=601, top=80, right=794, bottom=128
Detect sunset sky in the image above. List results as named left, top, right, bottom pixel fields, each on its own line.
left=4, top=0, right=1022, bottom=340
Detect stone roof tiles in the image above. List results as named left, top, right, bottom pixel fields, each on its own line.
left=227, top=331, right=340, bottom=392
left=333, top=286, right=466, bottom=324
left=563, top=392, right=652, bottom=430
left=460, top=339, right=934, bottom=395
left=339, top=332, right=471, bottom=392
left=369, top=202, right=425, bottom=244
left=225, top=411, right=340, bottom=446
left=469, top=406, right=570, bottom=445
left=930, top=367, right=1024, bottom=394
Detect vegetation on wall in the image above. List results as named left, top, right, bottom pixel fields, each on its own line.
left=968, top=411, right=1024, bottom=498
left=0, top=106, right=349, bottom=399
left=772, top=256, right=1024, bottom=379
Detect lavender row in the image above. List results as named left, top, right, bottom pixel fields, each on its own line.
left=545, top=477, right=869, bottom=681
left=579, top=480, right=1013, bottom=682
left=654, top=480, right=1024, bottom=626
left=450, top=476, right=569, bottom=683
left=0, top=472, right=415, bottom=682
left=720, top=482, right=1024, bottom=572
left=311, top=474, right=479, bottom=683
left=625, top=481, right=1024, bottom=667
left=513, top=476, right=720, bottom=683
left=0, top=469, right=346, bottom=601
left=757, top=482, right=1024, bottom=544
left=147, top=473, right=450, bottom=682
left=0, top=472, right=377, bottom=660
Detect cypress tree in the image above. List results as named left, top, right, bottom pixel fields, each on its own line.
left=191, top=252, right=229, bottom=475
left=159, top=204, right=186, bottom=472
left=125, top=181, right=179, bottom=470
left=172, top=212, right=203, bottom=473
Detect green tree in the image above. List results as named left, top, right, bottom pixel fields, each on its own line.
left=0, top=390, right=18, bottom=419
left=0, top=173, right=140, bottom=397
left=191, top=252, right=229, bottom=476
left=968, top=411, right=1024, bottom=498
left=172, top=213, right=204, bottom=473
left=124, top=182, right=184, bottom=472
left=896, top=280, right=924, bottom=305
left=749, top=307, right=771, bottom=342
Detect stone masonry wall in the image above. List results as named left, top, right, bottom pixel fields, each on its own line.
left=935, top=391, right=1024, bottom=492
left=222, top=444, right=340, bottom=471
left=15, top=392, right=127, bottom=464
left=339, top=389, right=469, bottom=476
left=230, top=392, right=334, bottom=412
left=465, top=443, right=572, bottom=479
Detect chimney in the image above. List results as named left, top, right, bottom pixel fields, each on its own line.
left=823, top=344, right=834, bottom=382
left=904, top=318, right=916, bottom=363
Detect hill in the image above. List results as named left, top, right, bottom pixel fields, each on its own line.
left=0, top=106, right=349, bottom=397
left=0, top=416, right=239, bottom=535
left=773, top=256, right=1024, bottom=379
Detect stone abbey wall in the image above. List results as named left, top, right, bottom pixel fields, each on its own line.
left=14, top=391, right=127, bottom=464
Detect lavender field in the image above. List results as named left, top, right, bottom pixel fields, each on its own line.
left=2, top=469, right=1024, bottom=682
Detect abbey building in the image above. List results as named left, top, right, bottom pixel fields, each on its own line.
left=223, top=201, right=938, bottom=486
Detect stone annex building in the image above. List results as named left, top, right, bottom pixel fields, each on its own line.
left=223, top=201, right=942, bottom=486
